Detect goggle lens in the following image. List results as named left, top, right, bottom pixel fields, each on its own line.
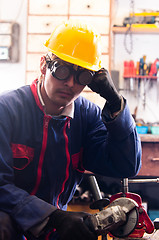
left=54, top=64, right=70, bottom=80
left=78, top=70, right=94, bottom=85
left=49, top=60, right=94, bottom=85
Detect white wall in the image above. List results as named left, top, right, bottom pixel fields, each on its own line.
left=0, top=0, right=158, bottom=123
left=0, top=0, right=27, bottom=93
left=112, top=0, right=159, bottom=123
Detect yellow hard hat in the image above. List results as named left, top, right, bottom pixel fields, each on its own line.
left=44, top=20, right=102, bottom=71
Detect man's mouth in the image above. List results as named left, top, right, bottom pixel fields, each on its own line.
left=57, top=90, right=73, bottom=97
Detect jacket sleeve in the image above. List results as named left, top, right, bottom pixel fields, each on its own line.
left=0, top=104, right=56, bottom=232
left=82, top=98, right=142, bottom=178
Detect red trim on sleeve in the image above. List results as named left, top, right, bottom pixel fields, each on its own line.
left=71, top=148, right=85, bottom=173
left=45, top=228, right=56, bottom=240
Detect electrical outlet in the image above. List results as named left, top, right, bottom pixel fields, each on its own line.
left=0, top=46, right=10, bottom=60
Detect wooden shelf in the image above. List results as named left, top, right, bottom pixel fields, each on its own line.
left=124, top=75, right=157, bottom=79
left=112, top=26, right=159, bottom=34
left=140, top=134, right=159, bottom=143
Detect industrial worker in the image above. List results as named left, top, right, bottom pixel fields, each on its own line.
left=0, top=20, right=141, bottom=240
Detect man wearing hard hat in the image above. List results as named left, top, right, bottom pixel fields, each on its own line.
left=0, top=20, right=141, bottom=240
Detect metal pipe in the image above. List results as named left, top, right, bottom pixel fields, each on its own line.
left=88, top=175, right=102, bottom=201
left=128, top=178, right=159, bottom=184
left=121, top=178, right=129, bottom=195
left=88, top=175, right=107, bottom=240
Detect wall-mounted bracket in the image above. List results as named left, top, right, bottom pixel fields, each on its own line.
left=0, top=21, right=20, bottom=62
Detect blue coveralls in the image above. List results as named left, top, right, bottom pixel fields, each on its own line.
left=0, top=80, right=141, bottom=239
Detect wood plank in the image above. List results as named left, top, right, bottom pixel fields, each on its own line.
left=140, top=134, right=159, bottom=143
left=69, top=0, right=110, bottom=16
left=112, top=26, right=159, bottom=34
left=29, top=0, right=68, bottom=15
left=69, top=16, right=110, bottom=35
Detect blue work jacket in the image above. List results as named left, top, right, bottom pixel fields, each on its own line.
left=0, top=79, right=141, bottom=239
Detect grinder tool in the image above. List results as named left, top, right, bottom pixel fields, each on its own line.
left=85, top=176, right=154, bottom=238
left=85, top=196, right=138, bottom=237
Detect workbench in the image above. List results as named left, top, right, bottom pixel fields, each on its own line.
left=139, top=134, right=159, bottom=176
left=68, top=134, right=159, bottom=240
left=113, top=230, right=159, bottom=240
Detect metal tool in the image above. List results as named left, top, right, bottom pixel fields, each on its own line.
left=88, top=175, right=110, bottom=211
left=85, top=176, right=138, bottom=238
left=86, top=196, right=138, bottom=237
left=108, top=178, right=155, bottom=238
left=87, top=175, right=110, bottom=240
left=85, top=176, right=154, bottom=238
left=128, top=178, right=159, bottom=184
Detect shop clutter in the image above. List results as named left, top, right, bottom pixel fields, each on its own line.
left=135, top=121, right=159, bottom=135
left=70, top=176, right=121, bottom=204
left=123, top=56, right=159, bottom=134
left=123, top=56, right=159, bottom=95
left=123, top=56, right=159, bottom=79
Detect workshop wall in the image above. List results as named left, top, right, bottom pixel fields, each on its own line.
left=0, top=0, right=159, bottom=124
left=25, top=0, right=111, bottom=109
left=112, top=0, right=159, bottom=26
left=0, top=0, right=27, bottom=92
left=112, top=0, right=159, bottom=123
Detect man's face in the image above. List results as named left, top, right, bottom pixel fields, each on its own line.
left=43, top=58, right=86, bottom=108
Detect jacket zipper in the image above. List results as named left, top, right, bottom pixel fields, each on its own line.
left=31, top=116, right=50, bottom=195
left=56, top=117, right=71, bottom=208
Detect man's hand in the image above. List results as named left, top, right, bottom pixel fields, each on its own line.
left=48, top=210, right=97, bottom=240
left=0, top=212, right=22, bottom=240
left=88, top=68, right=122, bottom=114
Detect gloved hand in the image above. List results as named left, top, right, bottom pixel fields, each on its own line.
left=47, top=209, right=97, bottom=240
left=88, top=68, right=122, bottom=114
left=0, top=211, right=22, bottom=240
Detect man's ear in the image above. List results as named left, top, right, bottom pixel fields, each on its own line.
left=40, top=56, right=47, bottom=75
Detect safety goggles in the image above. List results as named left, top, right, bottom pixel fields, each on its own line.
left=46, top=58, right=95, bottom=86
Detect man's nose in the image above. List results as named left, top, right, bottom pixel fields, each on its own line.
left=64, top=74, right=75, bottom=87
